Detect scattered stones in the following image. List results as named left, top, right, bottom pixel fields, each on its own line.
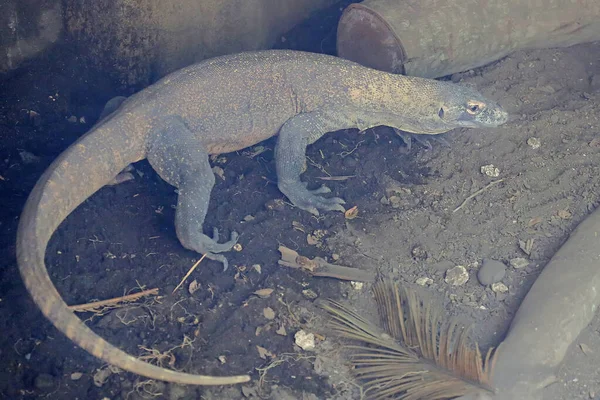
left=34, top=373, right=56, bottom=390
left=527, top=137, right=541, bottom=149
left=477, top=259, right=506, bottom=285
left=480, top=164, right=500, bottom=177
left=510, top=257, right=529, bottom=269
left=491, top=282, right=509, bottom=293
left=416, top=277, right=433, bottom=286
left=295, top=330, right=315, bottom=351
left=445, top=265, right=469, bottom=286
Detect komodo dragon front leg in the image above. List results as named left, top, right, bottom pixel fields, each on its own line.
left=275, top=111, right=354, bottom=215
left=146, top=116, right=238, bottom=270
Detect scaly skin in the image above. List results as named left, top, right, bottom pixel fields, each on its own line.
left=16, top=50, right=508, bottom=385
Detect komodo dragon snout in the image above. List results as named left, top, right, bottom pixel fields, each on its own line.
left=16, top=50, right=508, bottom=386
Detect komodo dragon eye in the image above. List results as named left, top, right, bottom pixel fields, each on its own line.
left=466, top=101, right=485, bottom=115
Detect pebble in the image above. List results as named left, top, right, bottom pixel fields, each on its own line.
left=527, top=137, right=541, bottom=149
left=34, top=373, right=56, bottom=390
left=416, top=277, right=433, bottom=286
left=477, top=259, right=506, bottom=285
left=445, top=265, right=469, bottom=286
left=480, top=164, right=500, bottom=177
left=492, top=282, right=509, bottom=293
left=295, top=330, right=315, bottom=351
left=510, top=257, right=529, bottom=269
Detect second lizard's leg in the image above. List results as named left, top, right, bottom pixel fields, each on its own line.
left=147, top=116, right=237, bottom=270
left=275, top=111, right=349, bottom=216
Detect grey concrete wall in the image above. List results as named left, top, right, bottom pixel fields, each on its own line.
left=0, top=0, right=63, bottom=73
left=1, top=0, right=336, bottom=85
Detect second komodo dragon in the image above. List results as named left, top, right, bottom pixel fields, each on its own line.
left=16, top=50, right=508, bottom=386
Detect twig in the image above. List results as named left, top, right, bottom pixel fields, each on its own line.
left=172, top=254, right=207, bottom=294
left=316, top=175, right=355, bottom=181
left=68, top=288, right=159, bottom=312
left=453, top=179, right=505, bottom=213
left=278, top=246, right=375, bottom=282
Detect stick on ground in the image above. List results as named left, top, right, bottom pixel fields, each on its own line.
left=172, top=254, right=207, bottom=294
left=68, top=288, right=159, bottom=312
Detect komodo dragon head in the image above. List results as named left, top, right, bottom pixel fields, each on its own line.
left=370, top=76, right=509, bottom=135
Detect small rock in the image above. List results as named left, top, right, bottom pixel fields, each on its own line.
left=67, top=115, right=78, bottom=123
left=549, top=114, right=560, bottom=124
left=34, top=373, right=56, bottom=390
left=416, top=277, right=433, bottom=286
left=70, top=372, right=83, bottom=381
left=295, top=330, right=315, bottom=351
left=445, top=266, right=469, bottom=286
left=491, top=282, right=508, bottom=293
left=411, top=246, right=427, bottom=261
left=302, top=289, right=318, bottom=300
left=527, top=137, right=541, bottom=149
left=331, top=253, right=340, bottom=261
left=510, top=257, right=529, bottom=269
left=477, top=259, right=506, bottom=285
left=480, top=164, right=500, bottom=177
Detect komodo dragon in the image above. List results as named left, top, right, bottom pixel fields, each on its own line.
left=16, top=50, right=508, bottom=386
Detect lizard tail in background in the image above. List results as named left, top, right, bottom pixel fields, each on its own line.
left=15, top=121, right=251, bottom=385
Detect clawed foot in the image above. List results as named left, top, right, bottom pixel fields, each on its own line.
left=279, top=181, right=346, bottom=215
left=393, top=129, right=451, bottom=151
left=182, top=228, right=239, bottom=271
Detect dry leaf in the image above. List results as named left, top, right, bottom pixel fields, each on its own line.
left=528, top=217, right=542, bottom=227
left=307, top=234, right=319, bottom=245
left=253, top=288, right=274, bottom=298
left=276, top=325, right=287, bottom=336
left=70, top=372, right=83, bottom=381
left=263, top=307, right=276, bottom=320
left=188, top=279, right=200, bottom=295
left=218, top=355, right=227, bottom=364
left=579, top=343, right=593, bottom=356
left=344, top=206, right=359, bottom=219
left=256, top=345, right=274, bottom=359
left=558, top=209, right=572, bottom=219
left=292, top=221, right=306, bottom=233
left=252, top=264, right=262, bottom=274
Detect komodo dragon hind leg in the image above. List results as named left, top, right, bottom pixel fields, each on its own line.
left=275, top=111, right=349, bottom=216
left=147, top=116, right=238, bottom=271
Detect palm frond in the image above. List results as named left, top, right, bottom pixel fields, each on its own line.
left=322, top=280, right=498, bottom=400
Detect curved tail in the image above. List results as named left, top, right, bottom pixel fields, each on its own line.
left=16, top=120, right=251, bottom=385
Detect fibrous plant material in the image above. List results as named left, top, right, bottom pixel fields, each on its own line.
left=323, top=280, right=499, bottom=399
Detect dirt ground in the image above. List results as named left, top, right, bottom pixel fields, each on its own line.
left=1, top=2, right=600, bottom=399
